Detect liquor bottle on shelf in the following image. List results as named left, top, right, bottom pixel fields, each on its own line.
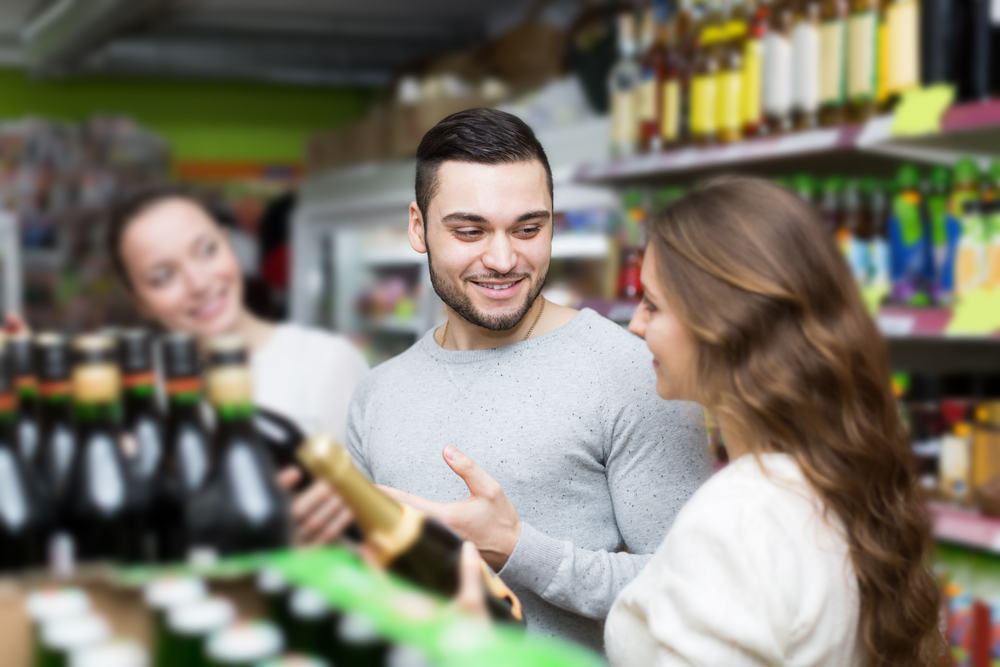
left=763, top=0, right=794, bottom=134
left=609, top=10, right=641, bottom=157
left=717, top=4, right=746, bottom=144
left=638, top=5, right=667, bottom=153
left=887, top=164, right=930, bottom=305
left=883, top=0, right=920, bottom=109
left=298, top=434, right=524, bottom=625
left=154, top=332, right=212, bottom=562
left=844, top=178, right=870, bottom=286
left=10, top=332, right=40, bottom=465
left=791, top=0, right=822, bottom=130
left=617, top=190, right=645, bottom=300
left=0, top=335, right=51, bottom=572
left=867, top=178, right=892, bottom=293
left=818, top=0, right=849, bottom=126
left=660, top=11, right=685, bottom=148
left=33, top=332, right=76, bottom=503
left=690, top=20, right=722, bottom=144
left=186, top=335, right=291, bottom=556
left=741, top=0, right=769, bottom=137
left=819, top=176, right=847, bottom=250
left=954, top=0, right=992, bottom=102
left=926, top=166, right=957, bottom=304
left=847, top=0, right=881, bottom=121
left=61, top=334, right=142, bottom=564
left=920, top=0, right=953, bottom=88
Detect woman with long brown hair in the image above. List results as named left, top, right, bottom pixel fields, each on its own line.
left=454, top=176, right=942, bottom=664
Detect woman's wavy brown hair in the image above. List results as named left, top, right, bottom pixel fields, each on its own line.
left=647, top=177, right=942, bottom=665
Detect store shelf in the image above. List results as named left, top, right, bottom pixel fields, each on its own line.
left=573, top=100, right=1000, bottom=185
left=551, top=233, right=609, bottom=260
left=363, top=245, right=422, bottom=267
left=875, top=306, right=1000, bottom=340
left=929, top=501, right=1000, bottom=554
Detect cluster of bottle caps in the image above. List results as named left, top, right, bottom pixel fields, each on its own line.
left=25, top=572, right=429, bottom=667
left=609, top=0, right=998, bottom=157
left=0, top=328, right=303, bottom=576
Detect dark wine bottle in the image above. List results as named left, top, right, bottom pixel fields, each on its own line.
left=33, top=332, right=77, bottom=506
left=9, top=332, right=40, bottom=465
left=60, top=334, right=142, bottom=564
left=119, top=329, right=165, bottom=482
left=154, top=332, right=212, bottom=562
left=253, top=406, right=312, bottom=491
left=0, top=335, right=51, bottom=572
left=298, top=435, right=524, bottom=625
left=186, top=335, right=291, bottom=556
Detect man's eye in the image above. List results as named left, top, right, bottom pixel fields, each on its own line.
left=516, top=227, right=541, bottom=237
left=455, top=229, right=483, bottom=239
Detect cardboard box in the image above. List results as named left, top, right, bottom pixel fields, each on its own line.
left=389, top=94, right=490, bottom=159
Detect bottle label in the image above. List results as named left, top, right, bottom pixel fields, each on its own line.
left=818, top=19, right=847, bottom=106
left=88, top=439, right=125, bottom=511
left=887, top=1, right=919, bottom=94
left=0, top=451, right=26, bottom=526
left=661, top=79, right=680, bottom=142
left=792, top=23, right=821, bottom=111
left=717, top=70, right=742, bottom=133
left=877, top=12, right=889, bottom=103
left=741, top=37, right=763, bottom=125
left=229, top=448, right=271, bottom=523
left=848, top=11, right=877, bottom=100
left=763, top=33, right=792, bottom=115
left=637, top=76, right=657, bottom=123
left=690, top=74, right=717, bottom=136
left=611, top=89, right=637, bottom=153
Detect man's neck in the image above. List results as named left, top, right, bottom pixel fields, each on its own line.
left=437, top=298, right=578, bottom=351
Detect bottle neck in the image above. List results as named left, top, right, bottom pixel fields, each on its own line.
left=75, top=401, right=122, bottom=425
left=215, top=401, right=255, bottom=423
left=0, top=393, right=16, bottom=447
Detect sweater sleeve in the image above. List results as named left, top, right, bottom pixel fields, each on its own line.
left=498, top=374, right=711, bottom=619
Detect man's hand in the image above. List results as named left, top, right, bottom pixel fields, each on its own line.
left=378, top=446, right=522, bottom=572
left=277, top=467, right=354, bottom=546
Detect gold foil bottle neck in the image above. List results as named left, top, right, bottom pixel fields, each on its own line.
left=72, top=363, right=121, bottom=405
left=206, top=365, right=253, bottom=406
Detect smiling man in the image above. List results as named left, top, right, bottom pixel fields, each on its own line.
left=285, top=108, right=710, bottom=652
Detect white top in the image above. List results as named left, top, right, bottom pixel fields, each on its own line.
left=604, top=453, right=862, bottom=667
left=251, top=323, right=368, bottom=442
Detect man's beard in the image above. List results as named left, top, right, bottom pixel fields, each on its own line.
left=427, top=248, right=546, bottom=331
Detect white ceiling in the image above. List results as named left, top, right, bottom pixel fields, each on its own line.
left=2, top=0, right=569, bottom=87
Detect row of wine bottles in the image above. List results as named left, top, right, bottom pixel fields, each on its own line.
left=0, top=329, right=300, bottom=572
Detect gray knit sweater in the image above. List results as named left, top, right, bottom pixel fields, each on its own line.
left=345, top=308, right=710, bottom=653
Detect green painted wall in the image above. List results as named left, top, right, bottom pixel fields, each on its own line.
left=0, top=68, right=371, bottom=163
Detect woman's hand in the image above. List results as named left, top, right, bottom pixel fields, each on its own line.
left=3, top=312, right=31, bottom=336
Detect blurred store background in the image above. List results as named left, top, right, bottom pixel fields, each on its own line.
left=1, top=0, right=1000, bottom=661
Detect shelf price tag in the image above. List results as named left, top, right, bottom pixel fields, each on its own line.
left=890, top=84, right=955, bottom=137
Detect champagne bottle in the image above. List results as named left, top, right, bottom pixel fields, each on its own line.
left=154, top=332, right=211, bottom=562
left=253, top=406, right=313, bottom=491
left=61, top=334, right=142, bottom=564
left=10, top=332, right=40, bottom=464
left=119, top=328, right=165, bottom=482
left=33, top=332, right=76, bottom=503
left=0, top=335, right=51, bottom=572
left=298, top=435, right=524, bottom=625
left=186, top=335, right=291, bottom=556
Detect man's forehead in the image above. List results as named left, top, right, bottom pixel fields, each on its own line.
left=431, top=160, right=551, bottom=214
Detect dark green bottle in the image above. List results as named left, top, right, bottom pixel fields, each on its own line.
left=9, top=332, right=40, bottom=464
left=33, top=332, right=76, bottom=507
left=61, top=334, right=142, bottom=564
left=155, top=332, right=212, bottom=562
left=0, top=335, right=51, bottom=572
left=186, top=335, right=291, bottom=556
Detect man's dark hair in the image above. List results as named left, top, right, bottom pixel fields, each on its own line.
left=414, top=108, right=553, bottom=223
left=105, top=184, right=215, bottom=291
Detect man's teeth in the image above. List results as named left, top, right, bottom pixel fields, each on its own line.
left=483, top=283, right=514, bottom=290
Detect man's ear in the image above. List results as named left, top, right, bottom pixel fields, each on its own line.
left=408, top=201, right=427, bottom=254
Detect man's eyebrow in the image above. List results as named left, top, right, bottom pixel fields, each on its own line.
left=517, top=210, right=551, bottom=223
left=441, top=212, right=487, bottom=224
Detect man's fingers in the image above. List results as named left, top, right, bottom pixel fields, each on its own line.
left=376, top=484, right=444, bottom=517
left=454, top=541, right=489, bottom=620
left=443, top=446, right=501, bottom=500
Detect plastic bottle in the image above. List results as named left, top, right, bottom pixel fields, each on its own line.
left=887, top=164, right=930, bottom=304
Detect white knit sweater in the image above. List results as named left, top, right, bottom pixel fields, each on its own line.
left=605, top=452, right=862, bottom=666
